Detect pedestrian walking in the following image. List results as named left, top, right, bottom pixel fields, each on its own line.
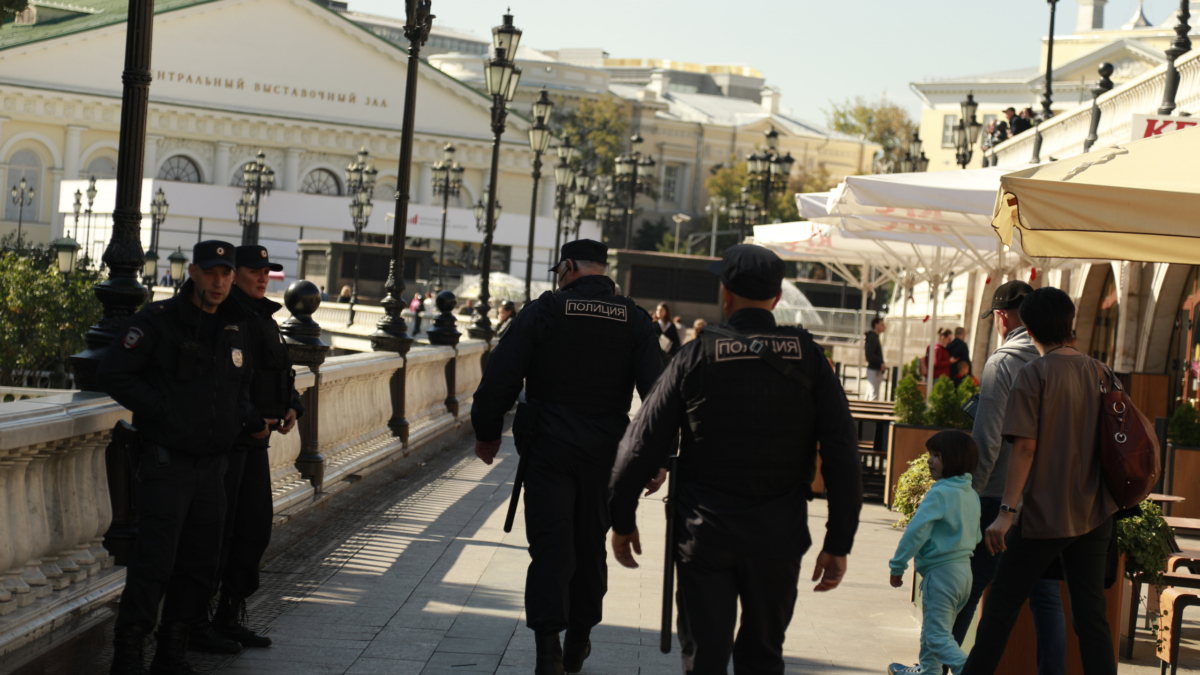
left=609, top=244, right=863, bottom=675
left=410, top=292, right=424, bottom=335
left=98, top=240, right=275, bottom=675
left=495, top=300, right=516, bottom=340
left=887, top=431, right=981, bottom=675
left=653, top=303, right=682, bottom=361
left=471, top=239, right=663, bottom=675
left=951, top=280, right=1066, bottom=675
left=921, top=329, right=953, bottom=380
left=191, top=245, right=303, bottom=653
left=947, top=327, right=970, bottom=366
left=962, top=287, right=1119, bottom=675
left=865, top=317, right=886, bottom=401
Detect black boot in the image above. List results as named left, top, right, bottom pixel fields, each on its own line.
left=534, top=631, right=564, bottom=675
left=187, top=618, right=243, bottom=654
left=109, top=624, right=149, bottom=675
left=561, top=627, right=591, bottom=674
left=149, top=623, right=200, bottom=675
left=213, top=594, right=272, bottom=648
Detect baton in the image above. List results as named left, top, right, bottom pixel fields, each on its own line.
left=660, top=455, right=679, bottom=654
left=503, top=453, right=527, bottom=533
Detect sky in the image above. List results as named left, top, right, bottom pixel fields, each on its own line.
left=345, top=0, right=1176, bottom=126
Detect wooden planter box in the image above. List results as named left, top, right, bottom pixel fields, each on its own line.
left=885, top=424, right=956, bottom=508
left=1166, top=442, right=1200, bottom=517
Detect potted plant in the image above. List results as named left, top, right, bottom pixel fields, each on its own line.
left=887, top=373, right=975, bottom=509
left=1117, top=498, right=1175, bottom=639
left=1165, top=403, right=1200, bottom=517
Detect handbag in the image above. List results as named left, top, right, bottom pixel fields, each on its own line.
left=1092, top=360, right=1160, bottom=509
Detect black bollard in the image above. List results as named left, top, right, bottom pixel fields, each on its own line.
left=280, top=280, right=330, bottom=492
left=426, top=290, right=462, bottom=346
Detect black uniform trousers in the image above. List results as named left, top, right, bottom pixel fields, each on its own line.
left=675, top=544, right=802, bottom=675
left=116, top=450, right=227, bottom=632
left=215, top=443, right=273, bottom=600
left=522, top=438, right=610, bottom=633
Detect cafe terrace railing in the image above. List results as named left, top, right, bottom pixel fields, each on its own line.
left=0, top=285, right=487, bottom=659
left=992, top=47, right=1200, bottom=168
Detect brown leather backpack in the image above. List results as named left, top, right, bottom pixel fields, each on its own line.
left=1093, top=361, right=1160, bottom=508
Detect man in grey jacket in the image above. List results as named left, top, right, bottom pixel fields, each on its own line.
left=950, top=281, right=1067, bottom=675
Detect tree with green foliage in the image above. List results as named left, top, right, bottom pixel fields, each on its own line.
left=0, top=0, right=29, bottom=24
left=824, top=95, right=915, bottom=170
left=0, top=236, right=104, bottom=387
left=633, top=215, right=669, bottom=252
left=549, top=96, right=630, bottom=177
left=1169, top=403, right=1200, bottom=446
left=893, top=453, right=933, bottom=528
left=894, top=372, right=927, bottom=426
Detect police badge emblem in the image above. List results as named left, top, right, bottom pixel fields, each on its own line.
left=123, top=327, right=145, bottom=349
left=231, top=348, right=244, bottom=368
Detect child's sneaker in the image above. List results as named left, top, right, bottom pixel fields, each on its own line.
left=886, top=664, right=921, bottom=675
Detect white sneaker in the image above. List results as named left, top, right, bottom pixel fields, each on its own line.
left=886, top=664, right=921, bottom=675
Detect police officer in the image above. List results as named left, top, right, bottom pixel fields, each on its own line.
left=192, top=245, right=303, bottom=652
left=609, top=244, right=864, bottom=675
left=98, top=241, right=274, bottom=675
left=471, top=239, right=663, bottom=675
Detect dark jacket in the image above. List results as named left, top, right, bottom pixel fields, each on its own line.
left=1010, top=115, right=1033, bottom=136
left=946, top=337, right=970, bottom=364
left=864, top=330, right=884, bottom=371
left=97, top=279, right=266, bottom=456
left=654, top=320, right=682, bottom=361
left=230, top=286, right=304, bottom=447
left=610, top=309, right=864, bottom=558
left=471, top=274, right=662, bottom=465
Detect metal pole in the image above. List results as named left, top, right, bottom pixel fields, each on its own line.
left=524, top=150, right=542, bottom=304
left=857, top=267, right=870, bottom=398
left=1159, top=0, right=1192, bottom=116
left=437, top=175, right=450, bottom=291
left=926, top=251, right=942, bottom=401
left=897, top=277, right=909, bottom=375
left=352, top=227, right=362, bottom=306
left=370, top=0, right=431, bottom=355
left=625, top=161, right=637, bottom=249
left=16, top=196, right=23, bottom=242
left=69, top=0, right=153, bottom=389
left=1041, top=0, right=1058, bottom=121
left=470, top=95, right=505, bottom=341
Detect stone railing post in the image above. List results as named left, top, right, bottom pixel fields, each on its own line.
left=1083, top=63, right=1115, bottom=153
left=281, top=281, right=330, bottom=493
left=426, top=291, right=462, bottom=416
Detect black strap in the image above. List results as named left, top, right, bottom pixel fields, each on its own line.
left=703, top=325, right=813, bottom=391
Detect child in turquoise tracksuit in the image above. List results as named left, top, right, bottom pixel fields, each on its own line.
left=887, top=430, right=982, bottom=675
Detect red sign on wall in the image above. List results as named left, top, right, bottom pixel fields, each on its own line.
left=1131, top=114, right=1199, bottom=140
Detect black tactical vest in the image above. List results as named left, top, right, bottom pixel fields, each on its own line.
left=525, top=289, right=640, bottom=417
left=681, top=327, right=819, bottom=497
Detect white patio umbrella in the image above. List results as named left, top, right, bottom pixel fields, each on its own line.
left=992, top=125, right=1200, bottom=264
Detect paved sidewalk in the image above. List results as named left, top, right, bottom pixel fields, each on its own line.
left=212, top=428, right=1189, bottom=675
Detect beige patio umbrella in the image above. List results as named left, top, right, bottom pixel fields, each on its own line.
left=992, top=125, right=1200, bottom=263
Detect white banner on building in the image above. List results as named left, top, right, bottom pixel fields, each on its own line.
left=1131, top=114, right=1199, bottom=140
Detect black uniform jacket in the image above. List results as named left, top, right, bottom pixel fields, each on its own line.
left=610, top=308, right=864, bottom=558
left=97, top=279, right=267, bottom=456
left=864, top=330, right=884, bottom=371
left=471, top=274, right=663, bottom=465
left=230, top=285, right=304, bottom=448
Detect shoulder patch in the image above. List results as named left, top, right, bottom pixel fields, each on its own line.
left=224, top=325, right=240, bottom=331
left=714, top=335, right=803, bottom=363
left=565, top=299, right=628, bottom=322
left=123, top=327, right=145, bottom=349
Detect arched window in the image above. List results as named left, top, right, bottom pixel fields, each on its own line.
left=86, top=156, right=117, bottom=180
left=301, top=169, right=341, bottom=196
left=5, top=150, right=40, bottom=221
left=373, top=180, right=397, bottom=200
left=157, top=155, right=201, bottom=183
left=1088, top=267, right=1119, bottom=367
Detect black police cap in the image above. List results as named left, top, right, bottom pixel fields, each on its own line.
left=709, top=244, right=784, bottom=301
left=550, top=239, right=607, bottom=272
left=980, top=280, right=1034, bottom=320
left=236, top=245, right=284, bottom=272
left=193, top=240, right=237, bottom=271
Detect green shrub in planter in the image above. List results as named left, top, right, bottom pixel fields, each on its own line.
left=901, top=357, right=920, bottom=381
left=1168, top=403, right=1200, bottom=446
left=894, top=373, right=926, bottom=426
left=893, top=453, right=934, bottom=528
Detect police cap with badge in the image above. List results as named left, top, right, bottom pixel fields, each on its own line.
left=550, top=239, right=608, bottom=273
left=235, top=245, right=284, bottom=271
left=709, top=244, right=785, bottom=300
left=193, top=239, right=238, bottom=270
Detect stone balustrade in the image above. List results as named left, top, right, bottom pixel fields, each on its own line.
left=992, top=48, right=1200, bottom=168
left=0, top=290, right=491, bottom=659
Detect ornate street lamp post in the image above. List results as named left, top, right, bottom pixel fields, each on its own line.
left=614, top=133, right=655, bottom=249
left=168, top=247, right=188, bottom=296
left=703, top=196, right=726, bottom=257
left=1159, top=1, right=1192, bottom=116
left=9, top=177, right=33, bottom=243
left=345, top=147, right=378, bottom=307
left=953, top=94, right=983, bottom=169
left=72, top=189, right=82, bottom=246
left=1031, top=0, right=1059, bottom=163
left=431, top=143, right=463, bottom=291
left=744, top=128, right=794, bottom=237
left=471, top=9, right=522, bottom=341
left=69, top=0, right=158, bottom=389
left=569, top=168, right=591, bottom=241
left=524, top=88, right=554, bottom=303
left=237, top=150, right=275, bottom=246
left=372, top=0, right=433, bottom=355
left=551, top=139, right=576, bottom=267
left=899, top=131, right=930, bottom=173
left=143, top=187, right=168, bottom=286
left=83, top=176, right=97, bottom=264
left=52, top=233, right=81, bottom=276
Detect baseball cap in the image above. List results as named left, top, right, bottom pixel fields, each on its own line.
left=708, top=244, right=784, bottom=301
left=550, top=239, right=608, bottom=272
left=980, top=280, right=1034, bottom=320
left=236, top=245, right=284, bottom=272
left=193, top=240, right=237, bottom=271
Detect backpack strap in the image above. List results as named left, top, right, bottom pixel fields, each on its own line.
left=702, top=325, right=813, bottom=391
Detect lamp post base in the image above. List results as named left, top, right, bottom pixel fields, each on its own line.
left=467, top=325, right=494, bottom=342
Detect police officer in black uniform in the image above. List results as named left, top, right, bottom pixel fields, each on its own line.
left=471, top=239, right=663, bottom=675
left=609, top=244, right=863, bottom=675
left=98, top=240, right=272, bottom=675
left=192, top=245, right=303, bottom=651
